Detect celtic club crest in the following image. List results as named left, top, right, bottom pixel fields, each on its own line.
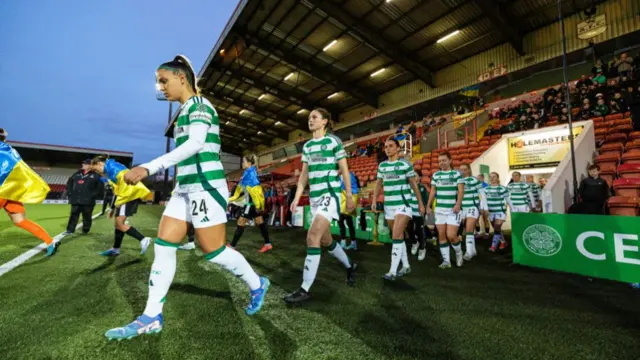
left=522, top=224, right=562, bottom=257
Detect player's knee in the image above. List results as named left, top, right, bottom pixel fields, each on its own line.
left=10, top=213, right=25, bottom=225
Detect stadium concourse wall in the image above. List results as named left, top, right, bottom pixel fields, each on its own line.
left=470, top=121, right=595, bottom=231
left=249, top=0, right=639, bottom=160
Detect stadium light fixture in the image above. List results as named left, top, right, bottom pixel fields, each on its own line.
left=370, top=68, right=386, bottom=77
left=258, top=94, right=266, bottom=101
left=328, top=92, right=339, bottom=99
left=275, top=121, right=281, bottom=125
left=220, top=49, right=225, bottom=55
left=258, top=131, right=263, bottom=135
left=323, top=40, right=337, bottom=52
left=239, top=110, right=247, bottom=115
left=284, top=72, right=295, bottom=81
left=437, top=30, right=460, bottom=43
left=225, top=121, right=230, bottom=125
left=297, top=109, right=307, bottom=114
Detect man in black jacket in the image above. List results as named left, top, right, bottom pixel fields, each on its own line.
left=65, top=159, right=102, bottom=234
left=577, top=164, right=610, bottom=215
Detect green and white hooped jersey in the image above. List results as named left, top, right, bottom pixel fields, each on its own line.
left=301, top=135, right=346, bottom=202
left=461, top=176, right=482, bottom=210
left=507, top=182, right=531, bottom=206
left=529, top=182, right=541, bottom=204
left=174, top=96, right=226, bottom=193
left=485, top=185, right=509, bottom=213
left=377, top=159, right=418, bottom=211
left=431, top=170, right=464, bottom=213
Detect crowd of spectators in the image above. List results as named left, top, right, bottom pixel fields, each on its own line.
left=485, top=52, right=640, bottom=137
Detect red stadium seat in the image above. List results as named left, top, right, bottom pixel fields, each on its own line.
left=599, top=142, right=623, bottom=156
left=613, top=178, right=640, bottom=198
left=608, top=196, right=640, bottom=216
left=618, top=164, right=640, bottom=179
left=621, top=152, right=640, bottom=164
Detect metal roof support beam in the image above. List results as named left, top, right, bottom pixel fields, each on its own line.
left=235, top=28, right=379, bottom=108
left=222, top=68, right=330, bottom=113
left=305, top=0, right=435, bottom=88
left=473, top=0, right=525, bottom=56
left=215, top=101, right=293, bottom=140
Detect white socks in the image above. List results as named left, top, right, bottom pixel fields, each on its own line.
left=465, top=233, right=476, bottom=254
left=389, top=240, right=404, bottom=275
left=206, top=246, right=261, bottom=291
left=439, top=242, right=451, bottom=264
left=143, top=240, right=178, bottom=317
left=328, top=241, right=351, bottom=268
left=301, top=247, right=321, bottom=291
left=400, top=241, right=410, bottom=268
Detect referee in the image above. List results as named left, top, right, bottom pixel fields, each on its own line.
left=65, top=159, right=102, bottom=234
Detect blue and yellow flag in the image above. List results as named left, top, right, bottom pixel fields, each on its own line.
left=229, top=166, right=265, bottom=211
left=459, top=85, right=480, bottom=97
left=0, top=142, right=50, bottom=204
left=103, top=159, right=150, bottom=207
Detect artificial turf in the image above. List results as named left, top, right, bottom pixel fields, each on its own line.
left=0, top=204, right=639, bottom=360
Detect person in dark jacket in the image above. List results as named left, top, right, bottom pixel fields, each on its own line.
left=101, top=182, right=114, bottom=215
left=578, top=165, right=610, bottom=215
left=65, top=159, right=102, bottom=234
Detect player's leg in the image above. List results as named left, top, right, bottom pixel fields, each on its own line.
left=394, top=214, right=411, bottom=277
left=104, top=211, right=187, bottom=340
left=406, top=217, right=418, bottom=256
left=488, top=214, right=504, bottom=252
left=6, top=202, right=58, bottom=256
left=255, top=215, right=272, bottom=253
left=447, top=213, right=464, bottom=267
left=230, top=216, right=249, bottom=248
left=413, top=215, right=427, bottom=261
left=321, top=221, right=357, bottom=286
left=117, top=202, right=152, bottom=255
left=345, top=214, right=357, bottom=250
left=338, top=214, right=348, bottom=248
left=179, top=223, right=196, bottom=250
left=65, top=204, right=81, bottom=234
left=463, top=209, right=479, bottom=260
left=193, top=190, right=268, bottom=314
left=435, top=214, right=451, bottom=268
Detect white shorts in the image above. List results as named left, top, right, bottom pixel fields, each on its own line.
left=512, top=205, right=530, bottom=213
left=435, top=211, right=462, bottom=226
left=488, top=212, right=506, bottom=222
left=384, top=205, right=413, bottom=221
left=311, top=194, right=341, bottom=223
left=461, top=207, right=479, bottom=219
left=163, top=188, right=229, bottom=229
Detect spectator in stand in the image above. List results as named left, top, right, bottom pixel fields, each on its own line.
left=576, top=74, right=593, bottom=89
left=406, top=121, right=417, bottom=144
left=65, top=159, right=102, bottom=234
left=629, top=82, right=640, bottom=130
left=366, top=141, right=374, bottom=156
left=614, top=53, right=634, bottom=79
left=296, top=133, right=305, bottom=153
left=539, top=177, right=547, bottom=189
left=551, top=97, right=566, bottom=116
left=614, top=91, right=628, bottom=113
left=593, top=96, right=609, bottom=117
left=579, top=103, right=593, bottom=120
left=591, top=59, right=607, bottom=78
left=578, top=164, right=610, bottom=215
left=592, top=69, right=607, bottom=85
left=609, top=99, right=622, bottom=115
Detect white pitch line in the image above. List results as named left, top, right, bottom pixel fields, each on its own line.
left=0, top=212, right=103, bottom=277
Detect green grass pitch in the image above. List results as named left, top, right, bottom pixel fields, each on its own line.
left=1, top=205, right=639, bottom=360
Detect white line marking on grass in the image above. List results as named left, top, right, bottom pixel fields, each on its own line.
left=0, top=212, right=104, bottom=277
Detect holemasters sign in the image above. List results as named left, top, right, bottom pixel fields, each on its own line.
left=512, top=213, right=640, bottom=283
left=507, top=126, right=583, bottom=169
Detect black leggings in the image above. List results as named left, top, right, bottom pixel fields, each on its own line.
left=338, top=214, right=356, bottom=241
left=406, top=216, right=426, bottom=250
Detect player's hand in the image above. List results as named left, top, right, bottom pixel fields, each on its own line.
left=107, top=209, right=114, bottom=219
left=419, top=204, right=426, bottom=217
left=453, top=203, right=461, bottom=214
left=346, top=197, right=355, bottom=213
left=290, top=198, right=300, bottom=213
left=124, top=167, right=149, bottom=185
left=426, top=206, right=432, bottom=216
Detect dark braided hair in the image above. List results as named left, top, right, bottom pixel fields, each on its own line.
left=158, top=55, right=198, bottom=94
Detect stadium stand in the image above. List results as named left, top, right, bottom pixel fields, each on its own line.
left=7, top=141, right=133, bottom=200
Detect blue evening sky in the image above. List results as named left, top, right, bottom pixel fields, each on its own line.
left=0, top=0, right=237, bottom=163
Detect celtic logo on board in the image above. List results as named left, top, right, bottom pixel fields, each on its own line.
left=522, top=224, right=562, bottom=257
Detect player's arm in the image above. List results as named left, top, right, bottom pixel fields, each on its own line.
left=504, top=188, right=514, bottom=210
left=291, top=162, right=309, bottom=209
left=338, top=161, right=352, bottom=198
left=478, top=186, right=488, bottom=211
left=141, top=122, right=208, bottom=176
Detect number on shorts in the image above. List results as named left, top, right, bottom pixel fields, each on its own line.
left=322, top=196, right=331, bottom=207
left=191, top=199, right=208, bottom=216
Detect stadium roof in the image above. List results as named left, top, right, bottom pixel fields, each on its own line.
left=189, top=0, right=604, bottom=155
left=8, top=141, right=133, bottom=158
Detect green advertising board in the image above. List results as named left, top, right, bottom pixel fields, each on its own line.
left=302, top=206, right=392, bottom=244
left=512, top=213, right=640, bottom=283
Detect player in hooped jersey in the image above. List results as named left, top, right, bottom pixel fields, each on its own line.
left=372, top=138, right=425, bottom=280
left=485, top=172, right=513, bottom=252
left=458, top=164, right=487, bottom=260
left=426, top=151, right=465, bottom=268
left=104, top=55, right=269, bottom=340
left=284, top=108, right=357, bottom=304
left=507, top=171, right=537, bottom=213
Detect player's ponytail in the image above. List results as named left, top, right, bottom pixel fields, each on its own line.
left=91, top=155, right=108, bottom=165
left=0, top=128, right=7, bottom=142
left=158, top=54, right=199, bottom=95
left=244, top=155, right=256, bottom=166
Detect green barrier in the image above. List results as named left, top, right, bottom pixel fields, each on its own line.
left=512, top=213, right=640, bottom=283
left=303, top=206, right=392, bottom=244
